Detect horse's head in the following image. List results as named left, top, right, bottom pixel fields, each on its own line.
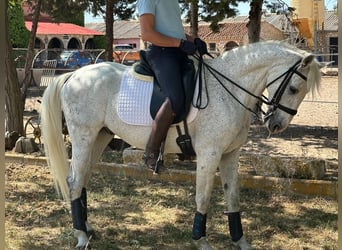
left=264, top=54, right=325, bottom=134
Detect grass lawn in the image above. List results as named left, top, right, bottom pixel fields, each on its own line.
left=5, top=162, right=337, bottom=249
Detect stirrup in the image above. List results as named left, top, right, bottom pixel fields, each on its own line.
left=142, top=152, right=159, bottom=170
left=143, top=142, right=166, bottom=174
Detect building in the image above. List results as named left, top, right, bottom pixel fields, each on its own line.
left=24, top=21, right=103, bottom=49
left=23, top=3, right=103, bottom=49
left=185, top=15, right=286, bottom=53
left=86, top=20, right=142, bottom=50
left=86, top=9, right=337, bottom=63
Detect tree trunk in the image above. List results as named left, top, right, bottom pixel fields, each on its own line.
left=190, top=1, right=199, bottom=37
left=5, top=0, right=24, bottom=135
left=21, top=0, right=42, bottom=100
left=105, top=0, right=114, bottom=62
left=247, top=0, right=263, bottom=43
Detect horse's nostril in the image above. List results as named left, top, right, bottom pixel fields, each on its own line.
left=270, top=122, right=281, bottom=132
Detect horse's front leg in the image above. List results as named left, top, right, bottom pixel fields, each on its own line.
left=219, top=150, right=252, bottom=250
left=192, top=151, right=221, bottom=250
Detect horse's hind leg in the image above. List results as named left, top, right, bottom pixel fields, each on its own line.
left=219, top=150, right=252, bottom=250
left=67, top=128, right=105, bottom=249
left=82, top=128, right=114, bottom=235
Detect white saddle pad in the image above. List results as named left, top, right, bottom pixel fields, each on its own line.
left=117, top=69, right=198, bottom=126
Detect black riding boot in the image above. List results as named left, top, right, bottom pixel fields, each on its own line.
left=143, top=98, right=175, bottom=171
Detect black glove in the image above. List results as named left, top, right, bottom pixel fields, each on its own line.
left=194, top=38, right=208, bottom=56
left=179, top=39, right=196, bottom=55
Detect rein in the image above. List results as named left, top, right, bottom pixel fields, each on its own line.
left=192, top=55, right=307, bottom=120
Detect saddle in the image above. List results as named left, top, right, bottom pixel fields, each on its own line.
left=133, top=50, right=197, bottom=159
left=133, top=50, right=196, bottom=124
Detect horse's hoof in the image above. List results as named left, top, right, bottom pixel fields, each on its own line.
left=232, top=236, right=252, bottom=250
left=192, top=237, right=214, bottom=250
left=87, top=230, right=96, bottom=240
left=74, top=229, right=90, bottom=249
left=87, top=229, right=96, bottom=239
left=85, top=222, right=96, bottom=239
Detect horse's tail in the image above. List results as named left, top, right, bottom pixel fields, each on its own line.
left=41, top=73, right=73, bottom=202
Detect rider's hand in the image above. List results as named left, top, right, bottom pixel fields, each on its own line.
left=194, top=38, right=208, bottom=56
left=179, top=39, right=196, bottom=55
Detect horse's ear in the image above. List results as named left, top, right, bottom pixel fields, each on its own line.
left=301, top=54, right=330, bottom=69
left=300, top=54, right=315, bottom=68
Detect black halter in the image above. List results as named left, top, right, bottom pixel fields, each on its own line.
left=193, top=55, right=307, bottom=120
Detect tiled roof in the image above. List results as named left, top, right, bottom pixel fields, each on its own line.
left=25, top=21, right=103, bottom=35
left=324, top=10, right=338, bottom=31
left=184, top=22, right=248, bottom=41
left=86, top=20, right=141, bottom=39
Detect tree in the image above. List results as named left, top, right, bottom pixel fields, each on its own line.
left=180, top=0, right=266, bottom=44
left=180, top=0, right=246, bottom=37
left=5, top=0, right=24, bottom=135
left=8, top=0, right=30, bottom=48
left=85, top=0, right=136, bottom=61
left=21, top=0, right=42, bottom=102
left=247, top=0, right=263, bottom=43
left=41, top=0, right=87, bottom=26
left=189, top=1, right=199, bottom=37
left=105, top=0, right=114, bottom=61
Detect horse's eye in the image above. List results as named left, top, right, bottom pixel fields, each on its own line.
left=289, top=86, right=298, bottom=94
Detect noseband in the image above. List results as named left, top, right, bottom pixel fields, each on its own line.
left=263, top=59, right=307, bottom=119
left=193, top=56, right=307, bottom=120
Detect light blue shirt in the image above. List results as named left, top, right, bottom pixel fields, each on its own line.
left=137, top=0, right=186, bottom=40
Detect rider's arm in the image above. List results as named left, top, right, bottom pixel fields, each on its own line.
left=139, top=13, right=182, bottom=47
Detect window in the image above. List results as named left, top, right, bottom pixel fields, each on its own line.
left=209, top=43, right=216, bottom=52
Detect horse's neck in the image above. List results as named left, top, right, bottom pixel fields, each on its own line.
left=206, top=56, right=268, bottom=100
left=215, top=43, right=300, bottom=95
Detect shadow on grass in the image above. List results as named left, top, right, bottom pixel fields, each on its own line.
left=6, top=167, right=337, bottom=250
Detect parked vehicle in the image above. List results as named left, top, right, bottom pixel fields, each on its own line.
left=57, top=50, right=103, bottom=69
left=113, top=44, right=139, bottom=65
left=113, top=44, right=134, bottom=50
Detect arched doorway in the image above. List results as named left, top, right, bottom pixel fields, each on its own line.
left=47, top=38, right=63, bottom=59
left=68, top=37, right=81, bottom=49
left=48, top=37, right=63, bottom=49
left=85, top=39, right=96, bottom=49
left=224, top=41, right=239, bottom=51
left=34, top=38, right=44, bottom=49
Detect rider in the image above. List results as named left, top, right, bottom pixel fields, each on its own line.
left=136, top=0, right=206, bottom=171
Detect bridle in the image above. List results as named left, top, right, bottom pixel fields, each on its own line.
left=263, top=59, right=307, bottom=119
left=192, top=55, right=307, bottom=121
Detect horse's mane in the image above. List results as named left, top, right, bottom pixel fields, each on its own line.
left=220, top=40, right=321, bottom=96
left=306, top=56, right=321, bottom=97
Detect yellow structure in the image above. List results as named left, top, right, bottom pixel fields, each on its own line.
left=290, top=0, right=325, bottom=48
